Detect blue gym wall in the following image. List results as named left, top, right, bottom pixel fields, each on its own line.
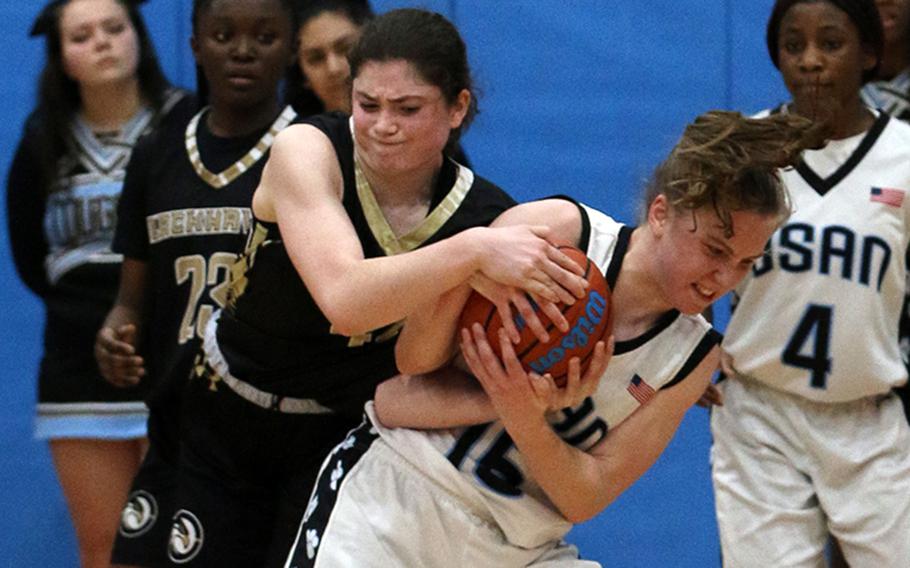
left=0, top=1, right=788, bottom=566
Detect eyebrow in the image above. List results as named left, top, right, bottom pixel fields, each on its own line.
left=354, top=91, right=427, bottom=103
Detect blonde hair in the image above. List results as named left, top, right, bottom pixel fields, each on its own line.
left=644, top=110, right=826, bottom=236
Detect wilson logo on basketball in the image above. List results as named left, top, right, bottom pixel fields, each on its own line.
left=527, top=290, right=608, bottom=375
left=459, top=246, right=614, bottom=386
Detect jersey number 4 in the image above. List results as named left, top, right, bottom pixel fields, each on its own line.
left=781, top=304, right=833, bottom=389
left=175, top=253, right=235, bottom=344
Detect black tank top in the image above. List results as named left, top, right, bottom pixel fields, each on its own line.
left=216, top=112, right=515, bottom=416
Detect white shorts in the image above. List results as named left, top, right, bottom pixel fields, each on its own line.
left=285, top=418, right=599, bottom=568
left=711, top=376, right=910, bottom=568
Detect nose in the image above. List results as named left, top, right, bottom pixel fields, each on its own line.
left=373, top=109, right=398, bottom=136
left=232, top=35, right=256, bottom=60
left=326, top=52, right=349, bottom=77
left=94, top=30, right=112, bottom=51
left=798, top=44, right=823, bottom=72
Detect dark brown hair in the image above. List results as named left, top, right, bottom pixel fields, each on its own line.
left=33, top=0, right=169, bottom=194
left=348, top=8, right=476, bottom=152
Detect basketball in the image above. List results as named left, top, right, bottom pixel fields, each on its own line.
left=459, top=246, right=613, bottom=387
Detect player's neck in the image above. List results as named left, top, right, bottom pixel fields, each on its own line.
left=79, top=79, right=142, bottom=133
left=609, top=228, right=673, bottom=340
left=207, top=97, right=282, bottom=138
left=356, top=149, right=443, bottom=210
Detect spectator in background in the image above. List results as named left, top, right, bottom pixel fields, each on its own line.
left=286, top=0, right=373, bottom=116
left=4, top=1, right=186, bottom=566
left=862, top=0, right=910, bottom=118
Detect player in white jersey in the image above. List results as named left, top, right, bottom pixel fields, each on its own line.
left=710, top=1, right=910, bottom=566
left=283, top=110, right=825, bottom=567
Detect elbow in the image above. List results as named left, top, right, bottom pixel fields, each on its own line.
left=321, top=301, right=367, bottom=338
left=326, top=318, right=360, bottom=338
left=395, top=347, right=439, bottom=376
left=373, top=378, right=405, bottom=429
left=562, top=504, right=603, bottom=525
left=558, top=490, right=614, bottom=524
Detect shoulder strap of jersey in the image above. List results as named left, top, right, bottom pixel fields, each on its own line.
left=661, top=328, right=722, bottom=390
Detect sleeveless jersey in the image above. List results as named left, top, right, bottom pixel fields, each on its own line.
left=214, top=112, right=516, bottom=417
left=371, top=203, right=719, bottom=549
left=113, top=105, right=297, bottom=409
left=7, top=89, right=189, bottom=404
left=724, top=110, right=910, bottom=402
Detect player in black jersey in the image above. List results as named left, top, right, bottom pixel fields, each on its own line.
left=172, top=8, right=589, bottom=568
left=93, top=0, right=298, bottom=566
left=5, top=2, right=183, bottom=566
left=286, top=0, right=472, bottom=166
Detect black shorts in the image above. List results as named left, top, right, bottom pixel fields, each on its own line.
left=111, top=403, right=180, bottom=567
left=168, top=373, right=359, bottom=567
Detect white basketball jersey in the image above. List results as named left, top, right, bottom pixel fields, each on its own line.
left=373, top=204, right=718, bottom=549
left=724, top=111, right=910, bottom=402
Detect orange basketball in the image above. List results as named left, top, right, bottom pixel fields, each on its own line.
left=459, top=246, right=613, bottom=387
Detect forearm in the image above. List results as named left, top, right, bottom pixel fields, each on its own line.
left=103, top=258, right=149, bottom=335
left=373, top=367, right=496, bottom=429
left=501, top=413, right=610, bottom=523
left=310, top=229, right=486, bottom=337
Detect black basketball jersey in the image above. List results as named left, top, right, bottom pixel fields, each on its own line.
left=7, top=90, right=191, bottom=404
left=215, top=112, right=515, bottom=416
left=113, top=105, right=297, bottom=409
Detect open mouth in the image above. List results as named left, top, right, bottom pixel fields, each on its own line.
left=693, top=283, right=716, bottom=302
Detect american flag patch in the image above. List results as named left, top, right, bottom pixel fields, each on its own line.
left=870, top=187, right=905, bottom=207
left=627, top=374, right=656, bottom=405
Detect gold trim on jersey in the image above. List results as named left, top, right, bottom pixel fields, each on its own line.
left=227, top=220, right=272, bottom=306
left=185, top=105, right=297, bottom=189
left=353, top=152, right=474, bottom=255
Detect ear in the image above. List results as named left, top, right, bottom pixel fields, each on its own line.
left=190, top=35, right=200, bottom=62
left=648, top=194, right=671, bottom=238
left=448, top=89, right=471, bottom=129
left=862, top=44, right=878, bottom=75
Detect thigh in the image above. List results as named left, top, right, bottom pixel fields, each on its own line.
left=710, top=380, right=827, bottom=568
left=265, top=414, right=362, bottom=568
left=50, top=438, right=146, bottom=564
left=821, top=395, right=910, bottom=568
left=294, top=427, right=553, bottom=568
left=111, top=430, right=177, bottom=568
left=168, top=379, right=280, bottom=567
left=168, top=470, right=275, bottom=567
